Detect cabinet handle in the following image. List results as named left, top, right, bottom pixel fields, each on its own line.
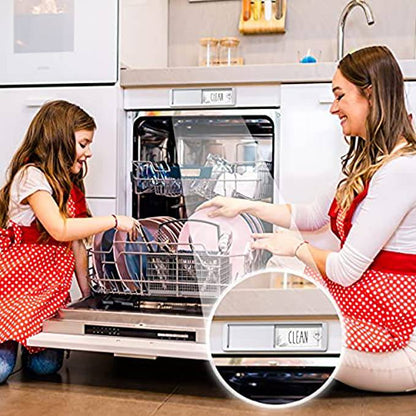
left=24, top=98, right=54, bottom=108
left=319, top=97, right=334, bottom=104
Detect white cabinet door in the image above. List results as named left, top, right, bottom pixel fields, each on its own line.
left=87, top=198, right=117, bottom=217
left=405, top=81, right=416, bottom=119
left=0, top=86, right=119, bottom=198
left=279, top=84, right=347, bottom=204
left=279, top=84, right=348, bottom=250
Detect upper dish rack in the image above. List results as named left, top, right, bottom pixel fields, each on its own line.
left=131, top=154, right=273, bottom=200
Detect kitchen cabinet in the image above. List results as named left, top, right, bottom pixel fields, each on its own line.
left=0, top=86, right=120, bottom=198
left=86, top=198, right=117, bottom=217
left=279, top=83, right=347, bottom=250
left=405, top=81, right=416, bottom=117
left=279, top=83, right=346, bottom=203
left=279, top=81, right=416, bottom=204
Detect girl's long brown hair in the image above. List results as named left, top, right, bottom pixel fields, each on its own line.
left=0, top=100, right=96, bottom=237
left=336, top=46, right=416, bottom=210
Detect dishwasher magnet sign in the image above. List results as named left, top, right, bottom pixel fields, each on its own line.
left=275, top=325, right=324, bottom=350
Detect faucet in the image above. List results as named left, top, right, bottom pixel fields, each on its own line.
left=337, top=0, right=375, bottom=61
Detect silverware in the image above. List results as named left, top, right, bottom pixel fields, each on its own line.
left=218, top=231, right=233, bottom=255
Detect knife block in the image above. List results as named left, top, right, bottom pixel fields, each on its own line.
left=239, top=0, right=287, bottom=35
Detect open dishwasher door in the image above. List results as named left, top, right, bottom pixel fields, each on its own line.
left=27, top=295, right=208, bottom=360
left=208, top=270, right=343, bottom=406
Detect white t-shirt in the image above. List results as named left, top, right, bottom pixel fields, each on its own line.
left=291, top=154, right=416, bottom=286
left=8, top=166, right=53, bottom=226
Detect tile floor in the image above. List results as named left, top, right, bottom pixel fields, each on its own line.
left=0, top=351, right=415, bottom=416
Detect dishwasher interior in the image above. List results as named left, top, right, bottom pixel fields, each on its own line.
left=27, top=108, right=279, bottom=360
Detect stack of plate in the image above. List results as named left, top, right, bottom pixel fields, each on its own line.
left=92, top=210, right=263, bottom=294
left=92, top=216, right=184, bottom=294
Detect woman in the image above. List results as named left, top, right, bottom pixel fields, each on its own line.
left=0, top=100, right=138, bottom=383
left=199, top=46, right=416, bottom=392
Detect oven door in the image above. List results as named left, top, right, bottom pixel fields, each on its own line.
left=0, top=0, right=118, bottom=85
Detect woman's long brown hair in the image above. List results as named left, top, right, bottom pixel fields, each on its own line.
left=336, top=46, right=416, bottom=210
left=0, top=100, right=96, bottom=237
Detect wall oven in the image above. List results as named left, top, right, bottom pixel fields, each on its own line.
left=27, top=85, right=282, bottom=360
left=0, top=0, right=118, bottom=86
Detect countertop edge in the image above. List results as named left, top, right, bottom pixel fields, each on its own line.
left=121, top=60, right=416, bottom=88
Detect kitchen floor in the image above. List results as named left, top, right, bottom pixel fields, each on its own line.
left=0, top=351, right=415, bottom=416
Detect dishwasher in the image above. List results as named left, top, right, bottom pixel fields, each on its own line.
left=27, top=86, right=280, bottom=360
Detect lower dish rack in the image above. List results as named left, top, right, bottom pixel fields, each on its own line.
left=90, top=241, right=255, bottom=301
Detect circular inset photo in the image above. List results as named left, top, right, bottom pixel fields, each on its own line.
left=207, top=268, right=343, bottom=408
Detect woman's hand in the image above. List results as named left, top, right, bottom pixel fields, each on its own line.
left=114, top=215, right=139, bottom=241
left=251, top=230, right=303, bottom=257
left=196, top=196, right=254, bottom=218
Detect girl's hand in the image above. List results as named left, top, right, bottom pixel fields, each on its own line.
left=251, top=230, right=303, bottom=257
left=114, top=215, right=139, bottom=241
left=196, top=196, right=253, bottom=218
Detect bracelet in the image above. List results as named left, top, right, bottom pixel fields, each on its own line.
left=294, top=240, right=309, bottom=258
left=111, top=214, right=118, bottom=229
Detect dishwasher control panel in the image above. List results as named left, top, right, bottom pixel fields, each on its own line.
left=85, top=325, right=196, bottom=342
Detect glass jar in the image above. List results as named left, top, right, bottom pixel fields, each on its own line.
left=219, top=37, right=241, bottom=66
left=199, top=37, right=219, bottom=67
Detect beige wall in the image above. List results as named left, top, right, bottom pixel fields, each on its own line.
left=168, top=0, right=416, bottom=66
left=120, top=0, right=168, bottom=68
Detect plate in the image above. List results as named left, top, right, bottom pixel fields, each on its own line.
left=101, top=228, right=125, bottom=292
left=241, top=213, right=263, bottom=265
left=140, top=216, right=172, bottom=239
left=178, top=207, right=253, bottom=282
left=156, top=219, right=183, bottom=248
left=92, top=231, right=110, bottom=291
left=123, top=225, right=157, bottom=293
left=92, top=232, right=104, bottom=277
left=113, top=230, right=138, bottom=293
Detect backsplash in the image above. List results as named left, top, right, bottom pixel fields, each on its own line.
left=168, top=0, right=416, bottom=66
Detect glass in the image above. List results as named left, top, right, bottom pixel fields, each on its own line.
left=219, top=37, right=241, bottom=66
left=297, top=49, right=322, bottom=64
left=199, top=37, right=219, bottom=67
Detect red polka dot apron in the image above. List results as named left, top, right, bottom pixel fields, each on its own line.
left=307, top=184, right=416, bottom=353
left=0, top=185, right=87, bottom=353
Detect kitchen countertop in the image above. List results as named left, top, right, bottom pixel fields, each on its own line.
left=121, top=60, right=416, bottom=88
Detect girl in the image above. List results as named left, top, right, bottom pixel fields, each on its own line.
left=0, top=100, right=137, bottom=383
left=199, top=46, right=416, bottom=392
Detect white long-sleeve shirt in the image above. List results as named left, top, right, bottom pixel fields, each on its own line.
left=290, top=154, right=416, bottom=286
